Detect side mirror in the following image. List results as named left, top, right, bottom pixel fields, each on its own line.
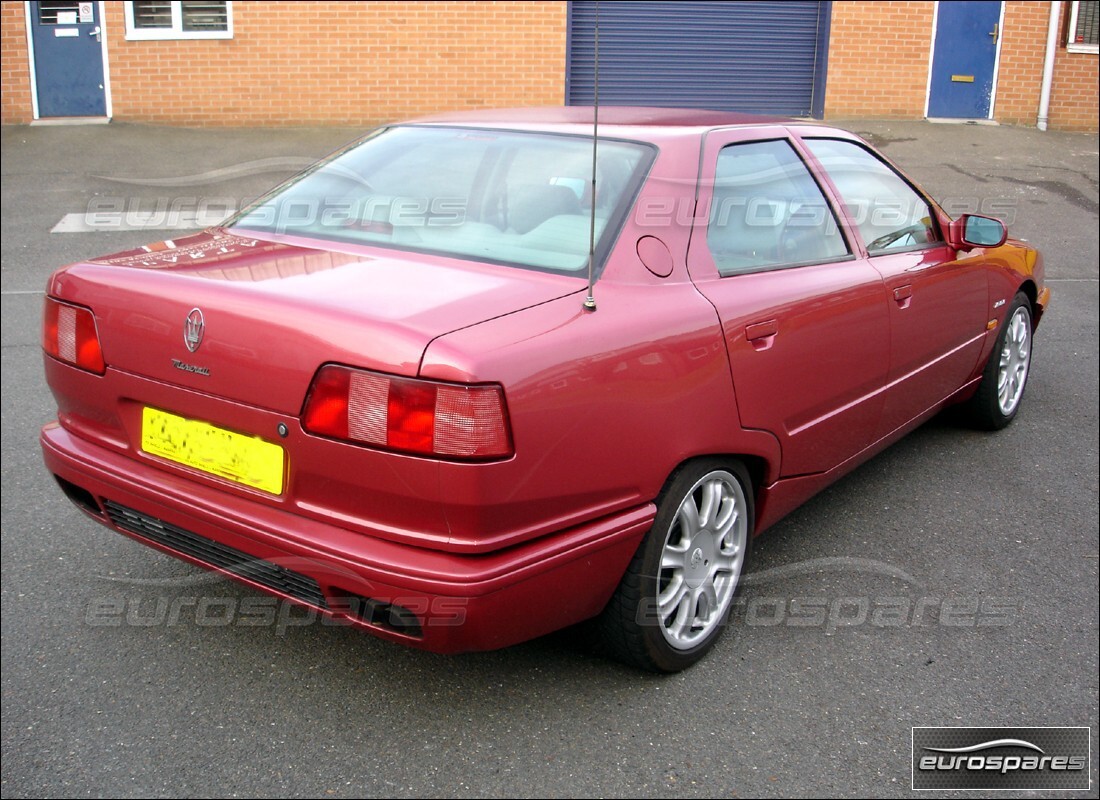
left=947, top=214, right=1007, bottom=252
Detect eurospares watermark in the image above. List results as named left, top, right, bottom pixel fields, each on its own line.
left=912, top=727, right=1090, bottom=790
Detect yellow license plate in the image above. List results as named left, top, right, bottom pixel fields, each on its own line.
left=141, top=407, right=285, bottom=495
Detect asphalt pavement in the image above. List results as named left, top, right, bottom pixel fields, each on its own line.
left=1, top=117, right=1097, bottom=799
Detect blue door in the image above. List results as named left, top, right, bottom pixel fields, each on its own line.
left=29, top=1, right=107, bottom=117
left=927, top=1, right=1002, bottom=119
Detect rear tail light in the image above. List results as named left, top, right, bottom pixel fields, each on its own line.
left=302, top=365, right=513, bottom=460
left=43, top=297, right=105, bottom=374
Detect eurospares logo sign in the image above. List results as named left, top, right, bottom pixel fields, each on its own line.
left=912, top=727, right=1090, bottom=790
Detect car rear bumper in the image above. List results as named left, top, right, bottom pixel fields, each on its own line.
left=41, top=422, right=652, bottom=654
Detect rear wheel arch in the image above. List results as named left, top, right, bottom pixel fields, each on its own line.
left=660, top=453, right=770, bottom=524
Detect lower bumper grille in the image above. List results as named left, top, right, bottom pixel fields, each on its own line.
left=103, top=500, right=328, bottom=610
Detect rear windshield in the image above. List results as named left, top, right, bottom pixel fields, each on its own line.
left=229, top=126, right=653, bottom=274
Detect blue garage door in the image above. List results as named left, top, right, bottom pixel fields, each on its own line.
left=567, top=1, right=831, bottom=117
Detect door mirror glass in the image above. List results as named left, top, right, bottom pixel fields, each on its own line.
left=962, top=214, right=1007, bottom=248
left=948, top=214, right=1008, bottom=251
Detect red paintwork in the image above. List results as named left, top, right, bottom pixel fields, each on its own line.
left=40, top=108, right=1048, bottom=654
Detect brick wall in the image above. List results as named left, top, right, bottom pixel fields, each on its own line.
left=824, top=1, right=935, bottom=119
left=1048, top=9, right=1100, bottom=130
left=1, top=0, right=566, bottom=127
left=996, top=1, right=1099, bottom=131
left=825, top=1, right=1097, bottom=131
left=995, top=2, right=1049, bottom=125
left=104, top=0, right=566, bottom=126
left=3, top=1, right=1094, bottom=130
left=1, top=3, right=32, bottom=124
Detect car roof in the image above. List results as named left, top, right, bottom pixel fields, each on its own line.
left=404, top=105, right=804, bottom=139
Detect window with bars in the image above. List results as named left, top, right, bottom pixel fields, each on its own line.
left=36, top=2, right=82, bottom=25
left=125, top=1, right=232, bottom=40
left=1067, top=1, right=1098, bottom=53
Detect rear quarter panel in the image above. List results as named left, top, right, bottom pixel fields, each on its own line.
left=420, top=282, right=781, bottom=550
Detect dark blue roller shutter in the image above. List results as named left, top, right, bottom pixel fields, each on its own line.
left=567, top=1, right=831, bottom=117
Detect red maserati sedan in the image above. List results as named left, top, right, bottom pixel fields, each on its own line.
left=41, top=107, right=1048, bottom=671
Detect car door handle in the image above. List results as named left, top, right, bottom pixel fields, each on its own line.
left=893, top=285, right=913, bottom=309
left=745, top=319, right=778, bottom=351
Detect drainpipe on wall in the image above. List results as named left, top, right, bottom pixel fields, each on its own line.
left=1037, top=0, right=1062, bottom=131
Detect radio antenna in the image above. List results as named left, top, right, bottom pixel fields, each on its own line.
left=583, top=2, right=599, bottom=312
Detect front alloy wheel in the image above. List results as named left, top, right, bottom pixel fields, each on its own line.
left=997, top=303, right=1032, bottom=417
left=967, top=291, right=1033, bottom=430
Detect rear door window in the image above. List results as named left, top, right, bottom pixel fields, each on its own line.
left=706, top=139, right=850, bottom=276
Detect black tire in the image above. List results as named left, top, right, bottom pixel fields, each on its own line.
left=597, top=459, right=753, bottom=672
left=966, top=291, right=1033, bottom=431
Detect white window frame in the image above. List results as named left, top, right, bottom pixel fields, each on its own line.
left=124, top=1, right=233, bottom=41
left=1066, top=0, right=1099, bottom=54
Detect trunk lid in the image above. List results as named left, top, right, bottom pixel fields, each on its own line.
left=50, top=229, right=581, bottom=413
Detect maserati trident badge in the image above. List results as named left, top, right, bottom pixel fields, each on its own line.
left=184, top=308, right=205, bottom=353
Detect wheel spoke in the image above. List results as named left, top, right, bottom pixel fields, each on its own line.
left=714, top=494, right=736, bottom=534
left=698, top=480, right=723, bottom=528
left=1016, top=330, right=1030, bottom=359
left=677, top=499, right=700, bottom=538
left=1015, top=315, right=1029, bottom=345
left=718, top=515, right=742, bottom=552
left=658, top=574, right=688, bottom=619
left=699, top=581, right=719, bottom=622
left=712, top=550, right=739, bottom=575
left=667, top=590, right=694, bottom=639
left=661, top=542, right=689, bottom=571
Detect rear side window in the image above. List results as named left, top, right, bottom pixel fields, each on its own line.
left=804, top=138, right=942, bottom=255
left=706, top=139, right=849, bottom=275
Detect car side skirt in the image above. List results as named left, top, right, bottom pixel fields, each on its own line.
left=754, top=375, right=982, bottom=533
